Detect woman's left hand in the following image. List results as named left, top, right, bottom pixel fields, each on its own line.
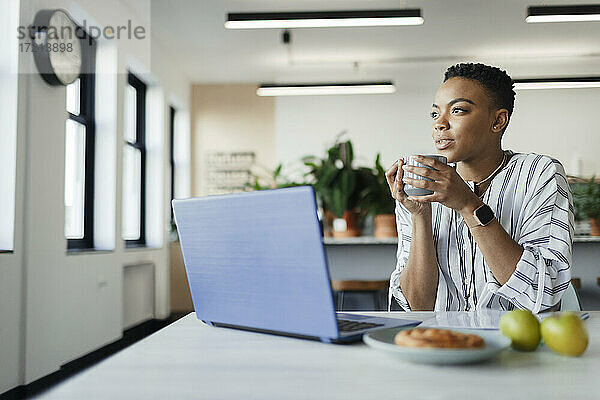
left=401, top=155, right=481, bottom=213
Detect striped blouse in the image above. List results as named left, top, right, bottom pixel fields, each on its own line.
left=388, top=151, right=574, bottom=313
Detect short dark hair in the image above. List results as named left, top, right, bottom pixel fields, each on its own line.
left=444, top=63, right=516, bottom=119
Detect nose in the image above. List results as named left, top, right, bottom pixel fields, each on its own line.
left=434, top=116, right=449, bottom=132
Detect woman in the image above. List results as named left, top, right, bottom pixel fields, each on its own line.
left=386, top=63, right=573, bottom=313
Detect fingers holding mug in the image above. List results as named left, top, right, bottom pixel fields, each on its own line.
left=385, top=161, right=399, bottom=190
left=387, top=159, right=407, bottom=201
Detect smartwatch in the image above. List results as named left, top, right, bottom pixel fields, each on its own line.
left=470, top=204, right=495, bottom=228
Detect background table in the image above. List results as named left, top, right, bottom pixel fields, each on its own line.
left=325, top=237, right=600, bottom=309
left=41, top=312, right=599, bottom=400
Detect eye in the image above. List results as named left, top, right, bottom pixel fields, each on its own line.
left=452, top=107, right=466, bottom=114
left=430, top=111, right=438, bottom=119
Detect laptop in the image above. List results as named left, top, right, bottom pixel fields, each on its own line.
left=172, top=186, right=420, bottom=343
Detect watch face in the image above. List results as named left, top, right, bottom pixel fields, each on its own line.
left=475, top=204, right=495, bottom=226
left=48, top=11, right=82, bottom=85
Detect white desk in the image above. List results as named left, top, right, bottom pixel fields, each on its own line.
left=41, top=312, right=600, bottom=400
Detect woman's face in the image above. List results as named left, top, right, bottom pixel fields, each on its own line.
left=430, top=77, right=498, bottom=163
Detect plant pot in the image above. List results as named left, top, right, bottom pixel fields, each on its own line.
left=590, top=217, right=600, bottom=236
left=574, top=220, right=591, bottom=236
left=332, top=210, right=362, bottom=238
left=374, top=214, right=397, bottom=238
left=322, top=210, right=334, bottom=237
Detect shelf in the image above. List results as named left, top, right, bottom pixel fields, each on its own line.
left=323, top=236, right=398, bottom=245
left=574, top=236, right=600, bottom=243
left=323, top=235, right=600, bottom=245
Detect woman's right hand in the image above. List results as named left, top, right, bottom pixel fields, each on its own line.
left=386, top=158, right=432, bottom=216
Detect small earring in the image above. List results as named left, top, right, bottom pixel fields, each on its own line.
left=493, top=125, right=498, bottom=129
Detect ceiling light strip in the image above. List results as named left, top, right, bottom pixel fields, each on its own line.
left=526, top=5, right=600, bottom=23
left=514, top=77, right=600, bottom=90
left=256, top=82, right=396, bottom=96
left=226, top=9, right=423, bottom=29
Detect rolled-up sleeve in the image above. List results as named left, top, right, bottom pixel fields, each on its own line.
left=494, top=159, right=573, bottom=313
left=389, top=200, right=413, bottom=311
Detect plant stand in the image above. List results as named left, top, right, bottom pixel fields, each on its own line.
left=590, top=218, right=600, bottom=236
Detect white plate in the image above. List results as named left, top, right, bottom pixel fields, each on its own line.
left=363, top=327, right=511, bottom=365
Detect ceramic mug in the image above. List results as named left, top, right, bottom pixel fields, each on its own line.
left=402, top=155, right=447, bottom=196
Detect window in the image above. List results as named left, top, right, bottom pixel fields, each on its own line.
left=0, top=0, right=19, bottom=252
left=65, top=34, right=96, bottom=250
left=122, top=72, right=147, bottom=247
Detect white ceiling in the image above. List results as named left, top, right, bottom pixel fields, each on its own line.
left=149, top=0, right=600, bottom=83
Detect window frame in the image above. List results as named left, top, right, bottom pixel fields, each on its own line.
left=169, top=105, right=176, bottom=224
left=123, top=72, right=147, bottom=248
left=66, top=34, right=97, bottom=251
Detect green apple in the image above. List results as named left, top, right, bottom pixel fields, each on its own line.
left=499, top=309, right=541, bottom=351
left=540, top=312, right=588, bottom=357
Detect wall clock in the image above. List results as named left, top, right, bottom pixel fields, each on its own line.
left=32, top=9, right=82, bottom=86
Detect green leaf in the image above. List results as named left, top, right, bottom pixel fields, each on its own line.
left=571, top=176, right=600, bottom=220
left=375, top=153, right=386, bottom=176
left=303, top=162, right=319, bottom=171
left=329, top=147, right=341, bottom=163
left=331, top=187, right=344, bottom=217
left=344, top=141, right=354, bottom=166
left=318, top=165, right=339, bottom=187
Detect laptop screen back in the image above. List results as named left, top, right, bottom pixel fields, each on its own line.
left=173, top=186, right=339, bottom=338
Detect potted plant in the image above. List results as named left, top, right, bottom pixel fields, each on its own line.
left=246, top=163, right=306, bottom=191
left=362, top=153, right=397, bottom=238
left=303, top=133, right=372, bottom=238
left=571, top=176, right=600, bottom=236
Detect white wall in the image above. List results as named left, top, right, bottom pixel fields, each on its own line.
left=0, top=0, right=190, bottom=392
left=506, top=88, right=600, bottom=176
left=275, top=59, right=600, bottom=177
left=191, top=84, right=275, bottom=196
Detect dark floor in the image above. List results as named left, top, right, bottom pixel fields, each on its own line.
left=1, top=313, right=187, bottom=400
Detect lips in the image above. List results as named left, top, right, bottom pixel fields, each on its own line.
left=435, top=138, right=454, bottom=150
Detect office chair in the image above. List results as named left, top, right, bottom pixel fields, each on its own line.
left=560, top=281, right=582, bottom=311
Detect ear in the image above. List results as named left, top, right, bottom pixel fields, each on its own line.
left=491, top=109, right=509, bottom=133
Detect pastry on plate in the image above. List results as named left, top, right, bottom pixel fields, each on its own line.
left=394, top=328, right=485, bottom=349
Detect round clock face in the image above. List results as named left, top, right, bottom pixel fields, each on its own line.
left=47, top=11, right=82, bottom=85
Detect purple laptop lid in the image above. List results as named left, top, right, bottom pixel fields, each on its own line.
left=172, top=186, right=339, bottom=339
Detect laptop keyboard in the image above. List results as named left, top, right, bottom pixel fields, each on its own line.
left=337, top=318, right=383, bottom=333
